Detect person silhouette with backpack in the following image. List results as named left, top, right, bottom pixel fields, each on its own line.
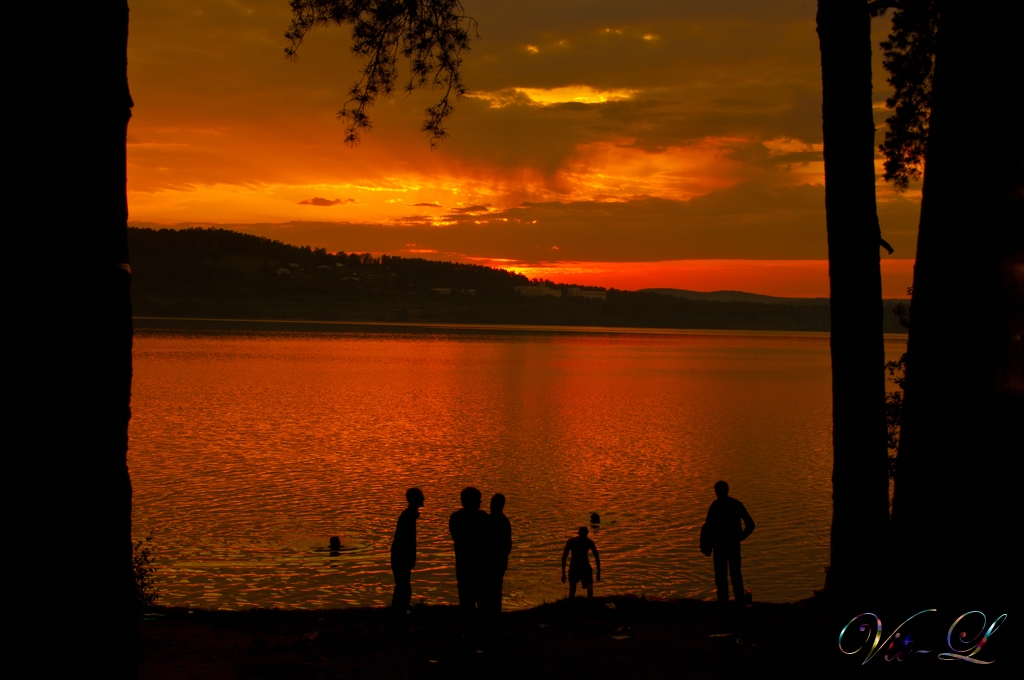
left=701, top=480, right=755, bottom=604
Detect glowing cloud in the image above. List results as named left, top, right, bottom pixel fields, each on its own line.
left=470, top=86, right=639, bottom=108
left=515, top=86, right=639, bottom=105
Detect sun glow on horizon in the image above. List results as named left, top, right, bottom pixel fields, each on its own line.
left=497, top=259, right=913, bottom=298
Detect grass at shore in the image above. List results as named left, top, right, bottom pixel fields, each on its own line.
left=142, top=594, right=1011, bottom=679
left=141, top=595, right=846, bottom=679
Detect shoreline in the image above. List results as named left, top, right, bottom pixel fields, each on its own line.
left=140, top=594, right=1010, bottom=678
left=134, top=315, right=909, bottom=338
left=141, top=595, right=840, bottom=679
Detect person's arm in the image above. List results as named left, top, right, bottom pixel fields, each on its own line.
left=591, top=541, right=601, bottom=581
left=739, top=503, right=755, bottom=541
left=561, top=541, right=570, bottom=582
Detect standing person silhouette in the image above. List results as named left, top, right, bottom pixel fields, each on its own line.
left=561, top=526, right=600, bottom=599
left=704, top=480, right=755, bottom=604
left=390, top=487, right=424, bottom=614
left=485, top=493, right=513, bottom=615
left=448, top=486, right=489, bottom=614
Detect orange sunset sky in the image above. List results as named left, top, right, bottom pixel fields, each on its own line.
left=127, top=0, right=919, bottom=297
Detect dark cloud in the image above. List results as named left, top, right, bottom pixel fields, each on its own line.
left=298, top=197, right=355, bottom=206
left=411, top=202, right=443, bottom=207
left=449, top=204, right=492, bottom=214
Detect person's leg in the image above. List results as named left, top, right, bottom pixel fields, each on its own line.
left=730, top=550, right=744, bottom=603
left=585, top=582, right=593, bottom=599
left=391, top=568, right=412, bottom=611
left=472, top=566, right=485, bottom=611
left=568, top=579, right=577, bottom=598
left=495, top=571, right=505, bottom=614
left=471, top=573, right=484, bottom=611
left=478, top=574, right=491, bottom=616
left=456, top=563, right=473, bottom=612
left=713, top=549, right=729, bottom=601
left=478, top=573, right=490, bottom=615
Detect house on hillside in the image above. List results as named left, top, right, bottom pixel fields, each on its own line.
left=514, top=284, right=561, bottom=298
left=432, top=288, right=474, bottom=295
left=568, top=286, right=607, bottom=301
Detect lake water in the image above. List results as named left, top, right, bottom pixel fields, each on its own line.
left=129, top=325, right=907, bottom=610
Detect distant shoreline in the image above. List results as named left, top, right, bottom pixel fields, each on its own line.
left=134, top=315, right=908, bottom=338
left=127, top=229, right=911, bottom=334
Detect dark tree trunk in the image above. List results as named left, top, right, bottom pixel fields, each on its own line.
left=891, top=0, right=1023, bottom=612
left=816, top=0, right=891, bottom=611
left=35, top=1, right=137, bottom=676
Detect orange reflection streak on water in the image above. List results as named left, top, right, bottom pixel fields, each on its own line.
left=129, top=329, right=909, bottom=610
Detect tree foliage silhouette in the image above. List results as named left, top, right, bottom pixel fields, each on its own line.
left=884, top=290, right=911, bottom=491
left=286, top=0, right=476, bottom=147
left=873, top=0, right=939, bottom=191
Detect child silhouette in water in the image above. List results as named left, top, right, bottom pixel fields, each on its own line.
left=562, top=526, right=601, bottom=599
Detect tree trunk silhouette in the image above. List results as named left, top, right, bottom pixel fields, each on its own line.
left=43, top=2, right=137, bottom=676
left=891, top=0, right=1022, bottom=611
left=816, top=0, right=891, bottom=610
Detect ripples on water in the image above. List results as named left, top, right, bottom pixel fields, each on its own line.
left=129, top=328, right=908, bottom=610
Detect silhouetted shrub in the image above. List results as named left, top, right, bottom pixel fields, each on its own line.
left=133, top=533, right=158, bottom=609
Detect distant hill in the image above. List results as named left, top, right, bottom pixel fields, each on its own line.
left=641, top=288, right=829, bottom=305
left=127, top=226, right=907, bottom=333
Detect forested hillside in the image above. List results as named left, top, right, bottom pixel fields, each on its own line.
left=128, top=227, right=907, bottom=332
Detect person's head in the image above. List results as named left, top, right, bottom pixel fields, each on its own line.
left=714, top=480, right=729, bottom=499
left=578, top=526, right=589, bottom=537
left=460, top=486, right=482, bottom=510
left=490, top=493, right=506, bottom=513
left=406, top=487, right=424, bottom=508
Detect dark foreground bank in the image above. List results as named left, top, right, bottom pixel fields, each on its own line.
left=138, top=596, right=1006, bottom=679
